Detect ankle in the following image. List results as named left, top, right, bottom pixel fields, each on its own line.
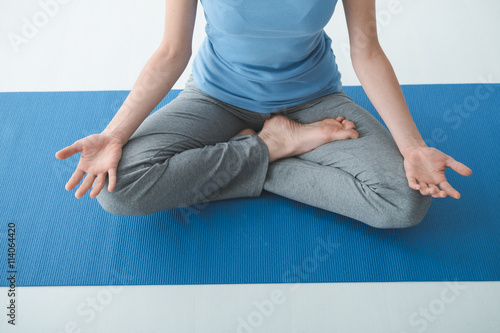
left=258, top=131, right=288, bottom=163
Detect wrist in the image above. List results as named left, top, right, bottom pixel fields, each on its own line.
left=101, top=127, right=127, bottom=146
left=400, top=141, right=428, bottom=158
left=398, top=135, right=428, bottom=157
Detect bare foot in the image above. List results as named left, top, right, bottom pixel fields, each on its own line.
left=257, top=115, right=358, bottom=163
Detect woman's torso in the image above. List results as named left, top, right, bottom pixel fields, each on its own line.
left=192, top=0, right=343, bottom=113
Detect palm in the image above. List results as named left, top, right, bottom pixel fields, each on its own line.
left=55, top=133, right=124, bottom=199
left=77, top=134, right=123, bottom=175
left=403, top=147, right=472, bottom=199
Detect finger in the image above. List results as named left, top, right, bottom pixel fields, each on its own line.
left=65, top=169, right=86, bottom=191
left=75, top=173, right=96, bottom=199
left=342, top=119, right=356, bottom=130
left=108, top=168, right=117, bottom=192
left=426, top=183, right=438, bottom=194
left=89, top=173, right=106, bottom=198
left=418, top=181, right=430, bottom=196
left=428, top=184, right=446, bottom=198
left=407, top=177, right=420, bottom=190
left=446, top=157, right=472, bottom=177
left=336, top=116, right=345, bottom=122
left=55, top=141, right=82, bottom=160
left=439, top=181, right=461, bottom=199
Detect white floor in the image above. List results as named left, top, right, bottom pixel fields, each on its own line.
left=1, top=282, right=500, bottom=333
left=1, top=0, right=499, bottom=332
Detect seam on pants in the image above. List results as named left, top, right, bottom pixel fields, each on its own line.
left=273, top=157, right=383, bottom=194
left=308, top=100, right=359, bottom=117
left=180, top=84, right=270, bottom=122
left=146, top=138, right=206, bottom=166
left=273, top=159, right=398, bottom=209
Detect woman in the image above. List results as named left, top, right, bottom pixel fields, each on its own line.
left=55, top=0, right=472, bottom=228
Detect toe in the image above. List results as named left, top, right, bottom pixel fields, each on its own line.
left=342, top=119, right=356, bottom=129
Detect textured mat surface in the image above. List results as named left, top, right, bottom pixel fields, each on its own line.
left=0, top=83, right=499, bottom=286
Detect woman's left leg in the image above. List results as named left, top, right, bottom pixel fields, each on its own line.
left=263, top=91, right=432, bottom=229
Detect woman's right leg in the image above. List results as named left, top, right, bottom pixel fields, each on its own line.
left=95, top=78, right=270, bottom=216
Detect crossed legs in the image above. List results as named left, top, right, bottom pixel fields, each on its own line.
left=96, top=79, right=431, bottom=228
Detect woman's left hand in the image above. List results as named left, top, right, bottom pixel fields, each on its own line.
left=402, top=146, right=472, bottom=198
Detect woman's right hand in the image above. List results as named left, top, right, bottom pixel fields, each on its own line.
left=55, top=133, right=124, bottom=199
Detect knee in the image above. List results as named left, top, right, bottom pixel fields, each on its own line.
left=393, top=193, right=432, bottom=228
left=373, top=189, right=432, bottom=229
left=95, top=184, right=154, bottom=216
left=95, top=187, right=130, bottom=216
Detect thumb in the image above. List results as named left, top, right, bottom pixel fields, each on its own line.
left=446, top=156, right=472, bottom=177
left=55, top=141, right=82, bottom=160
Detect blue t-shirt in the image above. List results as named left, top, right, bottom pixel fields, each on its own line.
left=192, top=0, right=342, bottom=113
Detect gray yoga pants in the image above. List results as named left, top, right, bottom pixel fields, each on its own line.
left=96, top=74, right=432, bottom=228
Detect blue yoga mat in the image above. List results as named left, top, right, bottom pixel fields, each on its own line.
left=1, top=83, right=499, bottom=286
